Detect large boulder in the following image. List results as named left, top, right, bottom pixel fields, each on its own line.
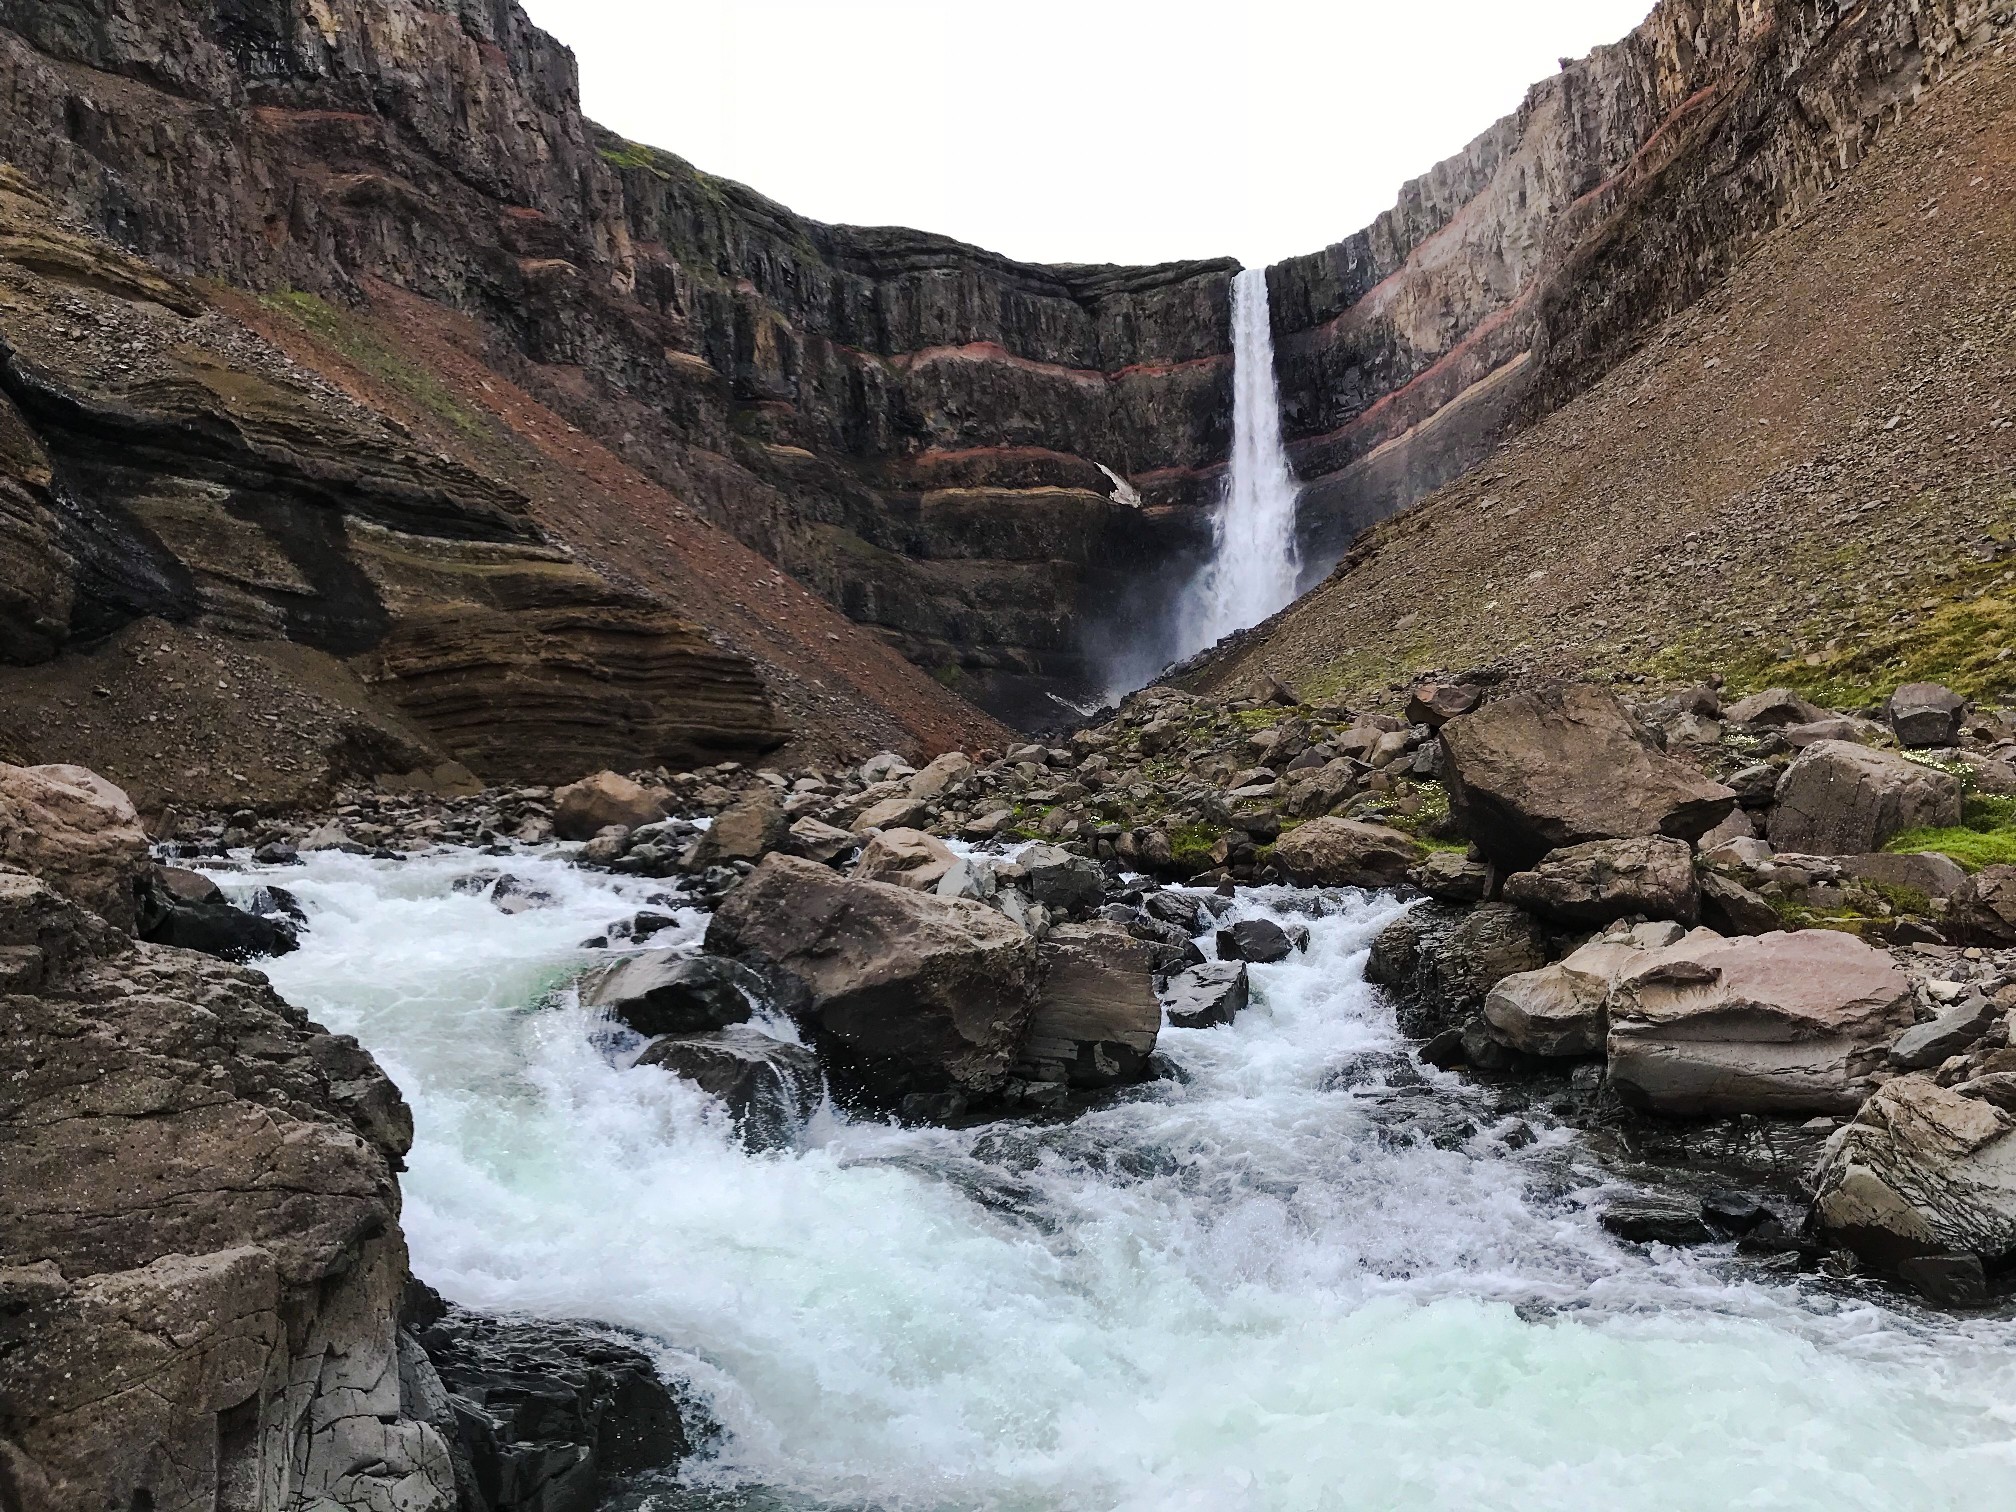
left=636, top=1026, right=821, bottom=1150
left=1014, top=844, right=1106, bottom=914
left=1438, top=683, right=1735, bottom=869
left=1887, top=682, right=1966, bottom=748
left=554, top=771, right=671, bottom=841
left=1810, top=1076, right=2016, bottom=1269
left=704, top=855, right=1041, bottom=1104
left=1271, top=818, right=1425, bottom=888
left=1013, top=923, right=1161, bottom=1089
left=1501, top=837, right=1700, bottom=927
left=0, top=763, right=147, bottom=930
left=1949, top=866, right=2016, bottom=947
left=1365, top=902, right=1554, bottom=1038
left=850, top=796, right=930, bottom=834
left=1160, top=960, right=1251, bottom=1028
left=906, top=752, right=975, bottom=801
left=579, top=952, right=762, bottom=1036
left=851, top=827, right=961, bottom=891
left=1605, top=928, right=1914, bottom=1115
left=1768, top=741, right=1962, bottom=855
left=690, top=787, right=787, bottom=865
left=1217, top=918, right=1296, bottom=964
left=135, top=868, right=300, bottom=962
left=1483, top=939, right=1643, bottom=1057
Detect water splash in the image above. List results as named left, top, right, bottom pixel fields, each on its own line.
left=1176, top=265, right=1303, bottom=659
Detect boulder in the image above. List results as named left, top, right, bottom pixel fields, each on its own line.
left=1014, top=923, right=1161, bottom=1088
left=1887, top=682, right=1966, bottom=748
left=1015, top=844, right=1105, bottom=914
left=1405, top=681, right=1480, bottom=728
left=636, top=1025, right=821, bottom=1150
left=415, top=1306, right=696, bottom=1511
left=704, top=855, right=1041, bottom=1103
left=851, top=827, right=961, bottom=891
left=1606, top=928, right=1914, bottom=1115
left=1501, top=836, right=1700, bottom=927
left=1365, top=902, right=1553, bottom=1037
left=1768, top=741, right=1962, bottom=855
left=859, top=752, right=916, bottom=784
left=1949, top=866, right=2016, bottom=947
left=1438, top=683, right=1735, bottom=869
left=691, top=787, right=787, bottom=864
left=1889, top=994, right=1999, bottom=1070
left=579, top=952, right=762, bottom=1036
left=851, top=796, right=930, bottom=834
left=1160, top=960, right=1250, bottom=1028
left=1217, top=918, right=1296, bottom=964
left=787, top=815, right=857, bottom=864
left=1697, top=871, right=1782, bottom=936
left=1409, top=850, right=1492, bottom=904
left=0, top=763, right=148, bottom=930
left=1483, top=939, right=1641, bottom=1056
left=1723, top=687, right=1830, bottom=728
left=906, top=752, right=975, bottom=801
left=1599, top=1198, right=1715, bottom=1246
left=554, top=772, right=671, bottom=841
left=1838, top=851, right=1970, bottom=901
left=135, top=870, right=300, bottom=962
left=1811, top=1075, right=2016, bottom=1268
left=1272, top=818, right=1425, bottom=888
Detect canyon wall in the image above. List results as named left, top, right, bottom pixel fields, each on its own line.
left=1269, top=0, right=2013, bottom=568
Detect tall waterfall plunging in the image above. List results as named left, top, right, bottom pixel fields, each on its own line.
left=1182, top=265, right=1303, bottom=656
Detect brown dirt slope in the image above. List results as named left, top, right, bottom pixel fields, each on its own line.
left=1196, top=44, right=2016, bottom=716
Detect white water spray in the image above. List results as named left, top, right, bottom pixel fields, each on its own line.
left=216, top=850, right=2016, bottom=1511
left=1178, top=265, right=1303, bottom=658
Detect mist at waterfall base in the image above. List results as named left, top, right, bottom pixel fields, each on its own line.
left=1096, top=266, right=1305, bottom=704
left=232, top=847, right=2016, bottom=1512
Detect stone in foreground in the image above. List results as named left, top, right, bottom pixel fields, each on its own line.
left=1438, top=683, right=1735, bottom=870
left=1484, top=939, right=1641, bottom=1057
left=704, top=855, right=1040, bottom=1105
left=1811, top=1075, right=2016, bottom=1269
left=1501, top=836, right=1700, bottom=927
left=1160, top=960, right=1251, bottom=1028
left=0, top=762, right=148, bottom=930
left=1605, top=928, right=1913, bottom=1115
left=1014, top=922, right=1161, bottom=1088
left=1271, top=817, right=1426, bottom=888
left=1217, top=918, right=1296, bottom=964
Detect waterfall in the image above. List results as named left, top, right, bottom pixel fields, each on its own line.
left=1181, top=264, right=1303, bottom=656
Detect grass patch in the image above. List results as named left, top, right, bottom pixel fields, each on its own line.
left=259, top=290, right=489, bottom=438
left=1166, top=820, right=1218, bottom=872
left=1885, top=794, right=2016, bottom=872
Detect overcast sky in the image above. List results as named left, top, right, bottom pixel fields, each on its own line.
left=520, top=1, right=1652, bottom=268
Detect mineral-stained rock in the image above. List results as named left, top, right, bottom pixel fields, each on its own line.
left=1483, top=939, right=1641, bottom=1057
left=554, top=772, right=672, bottom=841
left=1014, top=922, right=1161, bottom=1088
left=1606, top=928, right=1914, bottom=1115
left=852, top=827, right=962, bottom=891
left=1767, top=741, right=1962, bottom=855
left=1949, top=866, right=2016, bottom=947
left=415, top=1306, right=697, bottom=1512
left=1811, top=1075, right=2016, bottom=1269
left=0, top=762, right=147, bottom=930
left=1438, top=683, right=1735, bottom=870
left=704, top=855, right=1041, bottom=1105
left=1405, top=681, right=1480, bottom=727
left=1159, top=960, right=1250, bottom=1028
left=579, top=951, right=762, bottom=1036
left=636, top=1025, right=821, bottom=1150
left=1502, top=836, right=1700, bottom=927
left=1271, top=817, right=1425, bottom=888
left=1887, top=682, right=1966, bottom=748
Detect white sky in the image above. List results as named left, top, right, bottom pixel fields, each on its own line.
left=520, top=1, right=1653, bottom=268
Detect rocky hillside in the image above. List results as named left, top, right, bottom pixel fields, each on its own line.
left=1201, top=33, right=2015, bottom=721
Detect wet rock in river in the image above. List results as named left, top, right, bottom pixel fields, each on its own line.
left=580, top=951, right=763, bottom=1036
left=637, top=1025, right=822, bottom=1150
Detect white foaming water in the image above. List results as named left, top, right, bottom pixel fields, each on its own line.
left=228, top=849, right=2016, bottom=1511
left=1178, top=266, right=1303, bottom=659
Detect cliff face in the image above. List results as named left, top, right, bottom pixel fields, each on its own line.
left=0, top=0, right=1234, bottom=721
left=1268, top=0, right=2013, bottom=569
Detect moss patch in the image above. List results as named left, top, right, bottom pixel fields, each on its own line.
left=1885, top=794, right=2016, bottom=873
left=259, top=290, right=490, bottom=439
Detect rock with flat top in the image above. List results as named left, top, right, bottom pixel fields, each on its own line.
left=1502, top=836, right=1700, bottom=926
left=1160, top=960, right=1250, bottom=1028
left=1272, top=817, right=1426, bottom=888
left=1890, top=995, right=1999, bottom=1070
left=1014, top=923, right=1161, bottom=1088
left=1605, top=928, right=1914, bottom=1115
left=1839, top=851, right=1969, bottom=901
left=554, top=771, right=672, bottom=841
left=1768, top=741, right=1961, bottom=855
left=1409, top=850, right=1492, bottom=903
left=851, top=796, right=930, bottom=833
left=691, top=787, right=787, bottom=864
left=1405, top=681, right=1479, bottom=727
left=787, top=815, right=857, bottom=863
left=1438, top=683, right=1735, bottom=870
left=1887, top=682, right=1966, bottom=748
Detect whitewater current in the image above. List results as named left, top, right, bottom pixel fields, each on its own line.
left=220, top=848, right=2016, bottom=1511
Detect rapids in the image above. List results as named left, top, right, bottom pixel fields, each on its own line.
left=216, top=848, right=2016, bottom=1511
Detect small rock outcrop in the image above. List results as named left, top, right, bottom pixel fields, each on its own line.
left=1767, top=741, right=1963, bottom=855
left=1501, top=836, right=1700, bottom=927
left=1606, top=928, right=1913, bottom=1114
left=1438, top=684, right=1735, bottom=870
left=1271, top=818, right=1426, bottom=888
